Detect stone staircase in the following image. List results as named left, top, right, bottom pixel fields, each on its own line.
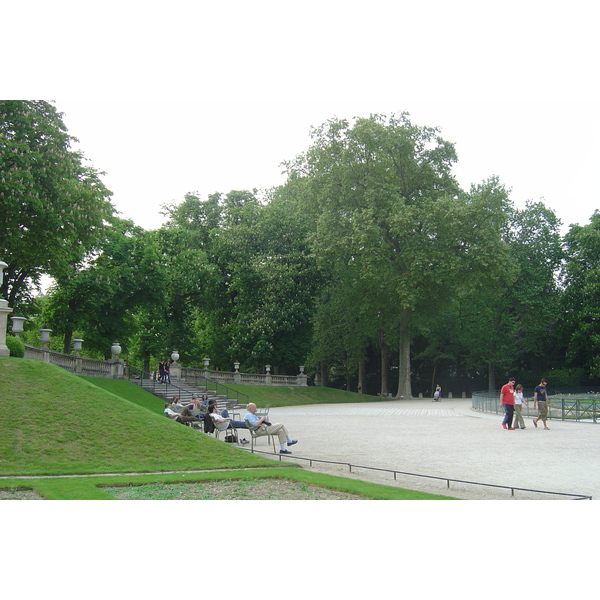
left=134, top=376, right=239, bottom=410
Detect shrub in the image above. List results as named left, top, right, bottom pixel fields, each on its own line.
left=5, top=336, right=25, bottom=358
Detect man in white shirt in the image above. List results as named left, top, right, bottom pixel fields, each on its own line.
left=164, top=403, right=201, bottom=425
left=244, top=402, right=298, bottom=454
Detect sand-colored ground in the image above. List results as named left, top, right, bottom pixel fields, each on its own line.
left=253, top=398, right=599, bottom=500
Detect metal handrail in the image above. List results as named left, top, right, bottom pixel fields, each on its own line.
left=126, top=365, right=249, bottom=408
left=243, top=449, right=592, bottom=500
left=180, top=370, right=249, bottom=407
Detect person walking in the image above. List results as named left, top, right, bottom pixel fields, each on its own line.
left=500, top=377, right=516, bottom=430
left=432, top=384, right=441, bottom=402
left=533, top=378, right=551, bottom=430
left=512, top=384, right=528, bottom=429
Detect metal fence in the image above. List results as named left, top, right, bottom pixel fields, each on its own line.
left=244, top=448, right=591, bottom=500
left=472, top=391, right=600, bottom=423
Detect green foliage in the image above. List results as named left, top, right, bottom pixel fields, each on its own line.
left=287, top=114, right=512, bottom=397
left=560, top=211, right=600, bottom=377
left=0, top=100, right=114, bottom=308
left=42, top=218, right=167, bottom=356
left=547, top=367, right=587, bottom=388
left=5, top=336, right=24, bottom=357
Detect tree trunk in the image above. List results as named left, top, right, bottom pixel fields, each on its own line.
left=430, top=361, right=438, bottom=400
left=488, top=363, right=495, bottom=393
left=63, top=329, right=73, bottom=355
left=320, top=360, right=329, bottom=387
left=396, top=310, right=412, bottom=399
left=143, top=355, right=151, bottom=378
left=379, top=330, right=389, bottom=397
left=358, top=359, right=366, bottom=394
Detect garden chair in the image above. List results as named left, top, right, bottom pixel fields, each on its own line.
left=244, top=418, right=278, bottom=453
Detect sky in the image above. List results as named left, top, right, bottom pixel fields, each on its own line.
left=4, top=0, right=599, bottom=235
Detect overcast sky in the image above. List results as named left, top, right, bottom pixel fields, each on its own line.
left=4, top=0, right=585, bottom=557
left=4, top=1, right=598, bottom=234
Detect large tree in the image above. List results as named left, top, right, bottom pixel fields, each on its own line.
left=560, top=211, right=600, bottom=378
left=287, top=114, right=512, bottom=397
left=0, top=100, right=114, bottom=307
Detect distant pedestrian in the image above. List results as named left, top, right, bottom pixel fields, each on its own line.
left=157, top=359, right=165, bottom=383
left=533, top=378, right=551, bottom=430
left=432, top=384, right=441, bottom=402
left=164, top=360, right=171, bottom=384
left=500, top=377, right=516, bottom=430
left=512, top=384, right=528, bottom=429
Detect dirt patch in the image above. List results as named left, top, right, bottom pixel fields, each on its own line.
left=0, top=487, right=45, bottom=500
left=104, top=478, right=364, bottom=500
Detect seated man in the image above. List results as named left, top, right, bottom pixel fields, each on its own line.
left=164, top=403, right=201, bottom=425
left=244, top=402, right=298, bottom=454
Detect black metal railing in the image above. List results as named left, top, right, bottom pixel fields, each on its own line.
left=126, top=365, right=249, bottom=408
left=472, top=391, right=600, bottom=423
left=243, top=449, right=592, bottom=500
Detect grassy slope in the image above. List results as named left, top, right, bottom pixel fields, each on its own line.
left=0, top=358, right=454, bottom=499
left=224, top=384, right=385, bottom=407
left=0, top=358, right=275, bottom=476
left=78, top=376, right=166, bottom=415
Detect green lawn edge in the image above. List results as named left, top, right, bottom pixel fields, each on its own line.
left=0, top=468, right=457, bottom=500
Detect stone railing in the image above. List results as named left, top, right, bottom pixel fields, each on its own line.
left=24, top=344, right=118, bottom=378
left=181, top=367, right=307, bottom=386
left=20, top=342, right=308, bottom=385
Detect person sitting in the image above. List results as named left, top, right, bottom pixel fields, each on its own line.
left=171, top=396, right=184, bottom=409
left=207, top=400, right=247, bottom=428
left=188, top=395, right=203, bottom=410
left=164, top=403, right=201, bottom=425
left=244, top=402, right=297, bottom=454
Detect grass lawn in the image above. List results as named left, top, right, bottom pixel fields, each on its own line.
left=223, top=383, right=386, bottom=407
left=0, top=357, right=455, bottom=499
left=0, top=358, right=275, bottom=476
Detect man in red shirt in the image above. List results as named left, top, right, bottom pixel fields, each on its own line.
left=500, top=377, right=516, bottom=430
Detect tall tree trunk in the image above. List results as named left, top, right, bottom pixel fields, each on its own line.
left=488, top=363, right=495, bottom=393
left=396, top=310, right=412, bottom=399
left=320, top=360, right=329, bottom=387
left=430, top=361, right=438, bottom=400
left=379, top=330, right=389, bottom=397
left=358, top=359, right=366, bottom=394
left=63, top=328, right=73, bottom=355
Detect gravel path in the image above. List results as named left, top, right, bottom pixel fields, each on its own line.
left=257, top=398, right=600, bottom=500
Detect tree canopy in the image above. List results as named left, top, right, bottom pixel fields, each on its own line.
left=4, top=103, right=598, bottom=393
left=0, top=100, right=114, bottom=306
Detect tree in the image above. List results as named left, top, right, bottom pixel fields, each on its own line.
left=560, top=211, right=600, bottom=377
left=43, top=218, right=166, bottom=357
left=0, top=101, right=114, bottom=307
left=287, top=114, right=512, bottom=397
left=213, top=191, right=322, bottom=371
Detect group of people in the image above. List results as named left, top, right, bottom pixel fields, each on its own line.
left=157, top=359, right=172, bottom=384
left=500, top=377, right=551, bottom=430
left=163, top=395, right=299, bottom=454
